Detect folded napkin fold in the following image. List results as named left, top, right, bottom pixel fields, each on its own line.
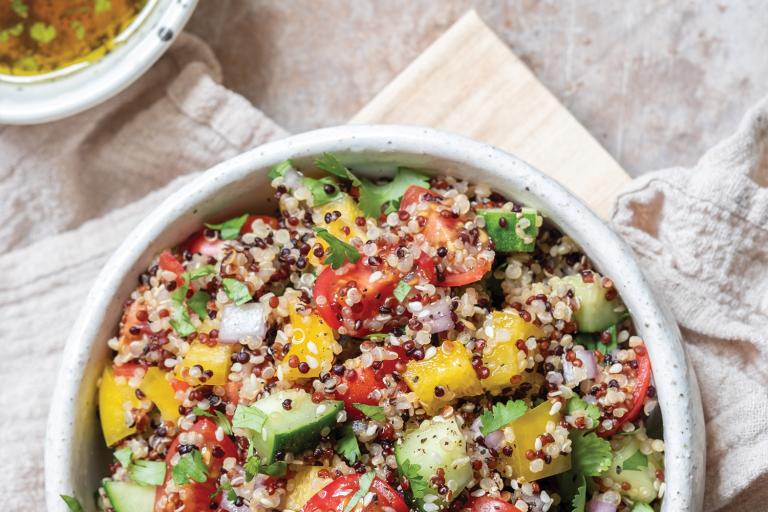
left=0, top=30, right=764, bottom=512
left=612, top=95, right=768, bottom=511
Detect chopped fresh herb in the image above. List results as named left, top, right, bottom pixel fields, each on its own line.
left=11, top=0, right=28, bottom=19
left=555, top=470, right=584, bottom=511
left=211, top=480, right=238, bottom=502
left=70, top=20, right=85, bottom=40
left=315, top=153, right=361, bottom=186
left=130, top=460, right=167, bottom=486
left=622, top=450, right=649, bottom=471
left=244, top=455, right=287, bottom=481
left=571, top=474, right=587, bottom=512
left=343, top=471, right=375, bottom=512
left=60, top=495, right=83, bottom=512
left=570, top=430, right=613, bottom=476
left=313, top=228, right=361, bottom=269
left=268, top=160, right=293, bottom=180
left=186, top=265, right=216, bottom=281
left=94, top=0, right=112, bottom=14
left=192, top=406, right=233, bottom=435
left=172, top=449, right=208, bottom=485
left=232, top=404, right=267, bottom=433
left=353, top=403, right=386, bottom=422
left=336, top=424, right=361, bottom=463
left=393, top=280, right=412, bottom=302
left=398, top=459, right=430, bottom=501
left=566, top=396, right=601, bottom=426
left=169, top=282, right=195, bottom=337
left=222, top=278, right=252, bottom=306
left=479, top=399, right=527, bottom=436
left=29, top=22, right=56, bottom=44
left=113, top=446, right=132, bottom=468
left=188, top=290, right=211, bottom=319
left=358, top=168, right=430, bottom=218
left=205, top=214, right=249, bottom=240
left=303, top=176, right=342, bottom=206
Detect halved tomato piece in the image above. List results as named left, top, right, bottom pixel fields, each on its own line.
left=302, top=473, right=409, bottom=512
left=182, top=215, right=279, bottom=258
left=598, top=346, right=653, bottom=437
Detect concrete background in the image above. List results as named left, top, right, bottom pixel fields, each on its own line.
left=187, top=0, right=768, bottom=177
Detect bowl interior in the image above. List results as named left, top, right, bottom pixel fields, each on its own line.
left=45, top=125, right=704, bottom=511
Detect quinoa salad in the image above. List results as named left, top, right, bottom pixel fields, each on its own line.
left=79, top=154, right=665, bottom=512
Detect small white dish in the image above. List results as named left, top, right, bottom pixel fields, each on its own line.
left=45, top=125, right=705, bottom=511
left=0, top=0, right=198, bottom=125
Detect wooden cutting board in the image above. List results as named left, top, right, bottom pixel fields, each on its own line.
left=351, top=10, right=630, bottom=219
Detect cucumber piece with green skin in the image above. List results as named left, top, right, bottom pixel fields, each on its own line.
left=601, top=433, right=663, bottom=503
left=559, top=272, right=625, bottom=332
left=395, top=417, right=472, bottom=510
left=249, top=389, right=343, bottom=464
left=479, top=208, right=540, bottom=253
left=103, top=480, right=155, bottom=512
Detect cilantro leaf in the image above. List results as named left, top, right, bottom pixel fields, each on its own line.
left=556, top=470, right=583, bottom=509
left=353, top=403, right=386, bottom=422
left=268, top=160, right=293, bottom=180
left=566, top=396, right=601, bottom=426
left=172, top=449, right=208, bottom=485
left=169, top=279, right=196, bottom=336
left=398, top=459, right=430, bottom=501
left=393, top=280, right=411, bottom=302
left=343, top=471, right=375, bottom=512
left=188, top=290, right=211, bottom=319
left=232, top=404, right=267, bottom=432
left=206, top=214, right=249, bottom=241
left=211, top=480, right=238, bottom=502
left=114, top=446, right=132, bottom=468
left=222, top=278, right=252, bottom=305
left=572, top=474, right=587, bottom=512
left=336, top=424, right=361, bottom=463
left=570, top=430, right=613, bottom=476
left=313, top=228, right=361, bottom=269
left=11, top=0, right=28, bottom=19
left=186, top=265, right=216, bottom=281
left=244, top=455, right=287, bottom=481
left=60, top=495, right=83, bottom=512
left=130, top=460, right=166, bottom=486
left=622, top=450, right=649, bottom=471
left=315, top=153, right=361, bottom=186
left=303, top=176, right=342, bottom=206
left=358, top=168, right=430, bottom=218
left=479, top=399, right=528, bottom=436
left=193, top=406, right=233, bottom=435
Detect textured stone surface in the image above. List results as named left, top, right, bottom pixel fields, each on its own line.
left=187, top=0, right=768, bottom=176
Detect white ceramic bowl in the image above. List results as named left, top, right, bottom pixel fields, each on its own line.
left=0, top=0, right=198, bottom=125
left=45, top=125, right=705, bottom=511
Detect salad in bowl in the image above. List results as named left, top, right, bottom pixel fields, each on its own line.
left=82, top=154, right=664, bottom=512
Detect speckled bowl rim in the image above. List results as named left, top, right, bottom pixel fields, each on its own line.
left=45, top=125, right=705, bottom=511
left=0, top=0, right=198, bottom=125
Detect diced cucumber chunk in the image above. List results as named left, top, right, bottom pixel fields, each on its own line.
left=104, top=480, right=156, bottom=512
left=395, top=418, right=472, bottom=510
left=601, top=432, right=663, bottom=503
left=479, top=208, right=540, bottom=253
left=248, top=389, right=343, bottom=464
left=559, top=272, right=625, bottom=332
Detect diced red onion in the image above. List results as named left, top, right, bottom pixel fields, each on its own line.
left=416, top=298, right=454, bottom=333
left=578, top=349, right=599, bottom=379
left=586, top=499, right=616, bottom=512
left=483, top=429, right=505, bottom=451
left=219, top=303, right=268, bottom=343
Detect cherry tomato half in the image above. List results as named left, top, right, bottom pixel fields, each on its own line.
left=399, top=186, right=491, bottom=287
left=598, top=346, right=653, bottom=437
left=158, top=251, right=185, bottom=287
left=182, top=215, right=280, bottom=258
left=468, top=497, right=523, bottom=512
left=334, top=347, right=408, bottom=420
left=154, top=418, right=238, bottom=511
left=302, top=473, right=409, bottom=512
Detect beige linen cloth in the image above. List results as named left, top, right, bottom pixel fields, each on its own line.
left=0, top=32, right=765, bottom=512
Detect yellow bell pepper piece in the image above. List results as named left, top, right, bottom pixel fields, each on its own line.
left=309, top=194, right=366, bottom=266
left=404, top=340, right=482, bottom=414
left=280, top=308, right=337, bottom=381
left=175, top=342, right=233, bottom=386
left=283, top=466, right=333, bottom=511
left=139, top=367, right=181, bottom=422
left=499, top=400, right=571, bottom=481
left=481, top=311, right=543, bottom=394
left=99, top=366, right=141, bottom=446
